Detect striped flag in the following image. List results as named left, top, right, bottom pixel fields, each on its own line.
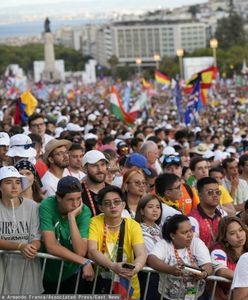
left=155, top=70, right=171, bottom=86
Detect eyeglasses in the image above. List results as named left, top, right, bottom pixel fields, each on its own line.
left=120, top=147, right=129, bottom=152
left=205, top=189, right=222, bottom=196
left=10, top=143, right=34, bottom=150
left=164, top=155, right=181, bottom=164
left=167, top=184, right=181, bottom=191
left=53, top=151, right=69, bottom=157
left=128, top=180, right=146, bottom=186
left=102, top=199, right=123, bottom=207
left=31, top=122, right=45, bottom=128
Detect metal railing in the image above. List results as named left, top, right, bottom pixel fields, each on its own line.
left=0, top=250, right=232, bottom=299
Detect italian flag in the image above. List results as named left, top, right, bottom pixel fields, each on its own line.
left=110, top=85, right=136, bottom=125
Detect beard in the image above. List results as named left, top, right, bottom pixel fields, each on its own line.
left=87, top=170, right=106, bottom=184
left=55, top=159, right=69, bottom=169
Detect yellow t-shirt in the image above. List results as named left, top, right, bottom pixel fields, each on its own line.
left=193, top=184, right=233, bottom=205
left=89, top=215, right=144, bottom=299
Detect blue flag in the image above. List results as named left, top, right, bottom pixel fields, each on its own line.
left=124, top=84, right=131, bottom=112
left=173, top=80, right=183, bottom=122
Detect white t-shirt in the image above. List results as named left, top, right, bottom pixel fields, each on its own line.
left=149, top=237, right=211, bottom=299
left=64, top=168, right=86, bottom=181
left=42, top=169, right=68, bottom=197
left=160, top=203, right=181, bottom=226
left=231, top=253, right=248, bottom=290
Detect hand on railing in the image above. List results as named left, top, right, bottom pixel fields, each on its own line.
left=19, top=243, right=38, bottom=259
left=112, top=262, right=135, bottom=280
left=82, top=263, right=94, bottom=281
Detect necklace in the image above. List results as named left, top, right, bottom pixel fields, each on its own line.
left=105, top=219, right=123, bottom=228
left=82, top=181, right=97, bottom=216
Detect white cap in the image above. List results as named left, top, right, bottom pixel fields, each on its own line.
left=203, top=150, right=215, bottom=159
left=162, top=146, right=178, bottom=156
left=66, top=123, right=84, bottom=132
left=123, top=132, right=133, bottom=140
left=233, top=136, right=242, bottom=143
left=0, top=132, right=10, bottom=146
left=55, top=127, right=64, bottom=138
left=226, top=146, right=237, bottom=154
left=56, top=115, right=69, bottom=125
left=88, top=114, right=97, bottom=122
left=165, top=124, right=172, bottom=130
left=7, top=134, right=36, bottom=158
left=0, top=166, right=29, bottom=191
left=82, top=150, right=108, bottom=166
left=84, top=133, right=98, bottom=141
left=214, top=150, right=230, bottom=162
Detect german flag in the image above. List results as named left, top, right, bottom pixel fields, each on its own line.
left=155, top=70, right=171, bottom=85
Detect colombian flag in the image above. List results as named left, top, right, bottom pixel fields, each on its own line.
left=155, top=70, right=171, bottom=85
left=14, top=90, right=38, bottom=124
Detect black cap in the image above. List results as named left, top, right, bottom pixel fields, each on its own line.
left=57, top=176, right=82, bottom=195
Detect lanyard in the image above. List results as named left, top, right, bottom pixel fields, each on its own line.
left=83, top=181, right=97, bottom=216
left=204, top=218, right=218, bottom=242
left=101, top=223, right=121, bottom=262
left=174, top=245, right=196, bottom=268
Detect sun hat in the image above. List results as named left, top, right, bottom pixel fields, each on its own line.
left=125, top=153, right=151, bottom=176
left=43, top=139, right=72, bottom=165
left=0, top=166, right=30, bottom=191
left=82, top=150, right=108, bottom=166
left=6, top=134, right=36, bottom=158
left=0, top=132, right=10, bottom=146
left=190, top=143, right=209, bottom=156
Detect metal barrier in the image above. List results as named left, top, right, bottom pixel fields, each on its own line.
left=0, top=250, right=232, bottom=299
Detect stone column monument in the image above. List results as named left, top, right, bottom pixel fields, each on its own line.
left=42, top=18, right=61, bottom=82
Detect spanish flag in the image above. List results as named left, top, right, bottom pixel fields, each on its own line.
left=184, top=66, right=218, bottom=106
left=142, top=78, right=153, bottom=89
left=155, top=70, right=171, bottom=85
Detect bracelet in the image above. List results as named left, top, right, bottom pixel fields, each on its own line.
left=75, top=259, right=92, bottom=273
left=17, top=243, right=23, bottom=250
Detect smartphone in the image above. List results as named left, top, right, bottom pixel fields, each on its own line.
left=122, top=263, right=135, bottom=270
left=181, top=264, right=202, bottom=275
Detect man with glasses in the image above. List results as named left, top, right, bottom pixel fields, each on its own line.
left=189, top=177, right=226, bottom=248
left=39, top=176, right=94, bottom=293
left=162, top=154, right=198, bottom=215
left=189, top=157, right=236, bottom=216
left=28, top=113, right=53, bottom=152
left=155, top=173, right=184, bottom=225
left=42, top=139, right=72, bottom=196
left=88, top=185, right=146, bottom=298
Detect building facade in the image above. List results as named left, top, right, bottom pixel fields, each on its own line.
left=96, top=20, right=207, bottom=67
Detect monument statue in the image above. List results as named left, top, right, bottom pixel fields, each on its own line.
left=44, top=17, right=51, bottom=33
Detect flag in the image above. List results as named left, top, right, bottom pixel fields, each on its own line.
left=110, top=85, right=136, bottom=125
left=214, top=253, right=226, bottom=261
left=129, top=91, right=148, bottom=118
left=184, top=78, right=202, bottom=126
left=173, top=80, right=183, bottom=121
left=123, top=83, right=131, bottom=112
left=142, top=78, right=153, bottom=89
left=112, top=276, right=134, bottom=300
left=14, top=91, right=38, bottom=125
left=184, top=66, right=218, bottom=106
left=155, top=70, right=171, bottom=86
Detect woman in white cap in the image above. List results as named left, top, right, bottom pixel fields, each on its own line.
left=0, top=166, right=42, bottom=294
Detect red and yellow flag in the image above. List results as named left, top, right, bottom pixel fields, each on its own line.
left=155, top=70, right=171, bottom=85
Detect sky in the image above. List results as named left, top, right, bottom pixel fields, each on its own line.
left=0, top=0, right=207, bottom=25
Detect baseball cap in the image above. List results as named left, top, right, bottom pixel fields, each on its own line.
left=57, top=176, right=82, bottom=195
left=84, top=133, right=98, bottom=141
left=0, top=166, right=30, bottom=191
left=162, top=155, right=181, bottom=168
left=66, top=123, right=84, bottom=132
left=125, top=153, right=151, bottom=176
left=0, top=132, right=10, bottom=146
left=123, top=132, right=133, bottom=140
left=82, top=150, right=108, bottom=166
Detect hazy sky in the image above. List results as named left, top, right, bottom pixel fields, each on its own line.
left=0, top=0, right=207, bottom=21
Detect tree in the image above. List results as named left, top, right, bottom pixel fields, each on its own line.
left=108, top=55, right=119, bottom=79
left=215, top=11, right=246, bottom=49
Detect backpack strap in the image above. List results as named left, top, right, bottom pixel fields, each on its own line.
left=183, top=183, right=194, bottom=199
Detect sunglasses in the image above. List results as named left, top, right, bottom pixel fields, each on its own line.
left=206, top=189, right=222, bottom=196
left=102, top=199, right=123, bottom=207
left=164, top=155, right=181, bottom=164
left=11, top=143, right=34, bottom=150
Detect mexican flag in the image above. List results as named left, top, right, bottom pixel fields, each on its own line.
left=110, top=85, right=136, bottom=125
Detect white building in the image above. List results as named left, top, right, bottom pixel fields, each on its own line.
left=33, top=60, right=65, bottom=83
left=96, top=20, right=207, bottom=67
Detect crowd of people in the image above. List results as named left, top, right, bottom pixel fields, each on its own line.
left=0, top=80, right=248, bottom=300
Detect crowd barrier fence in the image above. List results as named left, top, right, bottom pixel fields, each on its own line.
left=0, top=250, right=232, bottom=299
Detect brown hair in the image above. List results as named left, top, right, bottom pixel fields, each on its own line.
left=215, top=216, right=248, bottom=263
left=135, top=193, right=162, bottom=225
left=121, top=167, right=145, bottom=193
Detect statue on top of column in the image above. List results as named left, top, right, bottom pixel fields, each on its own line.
left=44, top=17, right=51, bottom=33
